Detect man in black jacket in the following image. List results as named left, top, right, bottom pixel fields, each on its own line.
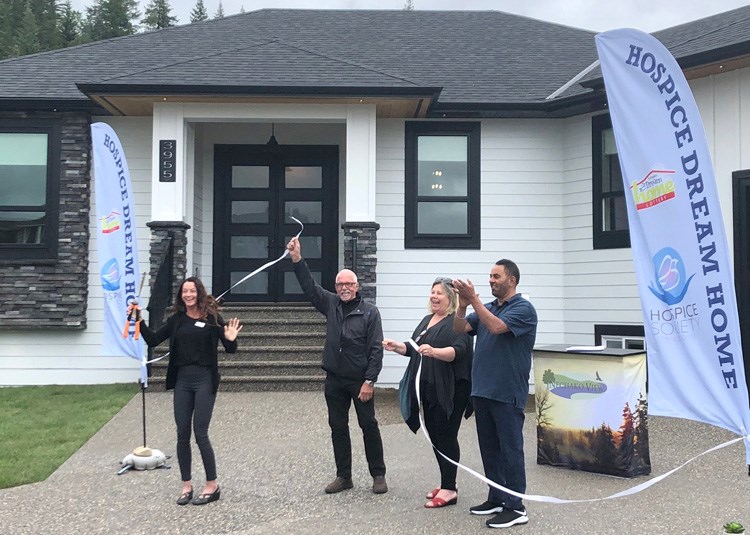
left=287, top=237, right=388, bottom=495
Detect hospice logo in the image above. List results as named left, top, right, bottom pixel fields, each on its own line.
left=631, top=169, right=676, bottom=211
left=100, top=211, right=121, bottom=234
left=542, top=369, right=607, bottom=400
left=648, top=247, right=699, bottom=337
left=648, top=247, right=694, bottom=306
left=100, top=258, right=121, bottom=291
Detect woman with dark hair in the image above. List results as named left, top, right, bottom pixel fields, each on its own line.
left=382, top=277, right=472, bottom=509
left=139, top=276, right=242, bottom=506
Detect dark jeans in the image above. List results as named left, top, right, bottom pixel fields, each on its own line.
left=473, top=396, right=526, bottom=510
left=173, top=365, right=217, bottom=482
left=324, top=373, right=386, bottom=479
left=423, top=380, right=471, bottom=491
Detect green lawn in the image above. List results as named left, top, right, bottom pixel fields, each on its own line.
left=0, top=384, right=138, bottom=489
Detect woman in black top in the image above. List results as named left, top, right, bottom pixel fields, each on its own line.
left=140, top=276, right=242, bottom=506
left=383, top=277, right=472, bottom=509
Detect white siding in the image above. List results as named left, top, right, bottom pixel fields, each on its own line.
left=376, top=118, right=566, bottom=385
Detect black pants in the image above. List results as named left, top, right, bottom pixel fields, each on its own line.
left=173, top=365, right=217, bottom=482
left=423, top=380, right=471, bottom=491
left=473, top=396, right=526, bottom=510
left=324, top=373, right=386, bottom=479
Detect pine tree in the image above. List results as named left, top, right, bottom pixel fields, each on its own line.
left=15, top=1, right=41, bottom=56
left=83, top=0, right=140, bottom=41
left=58, top=0, right=83, bottom=48
left=189, top=0, right=208, bottom=22
left=31, top=0, right=60, bottom=51
left=214, top=0, right=224, bottom=19
left=142, top=0, right=178, bottom=30
left=0, top=0, right=17, bottom=59
left=403, top=0, right=415, bottom=11
left=618, top=402, right=635, bottom=471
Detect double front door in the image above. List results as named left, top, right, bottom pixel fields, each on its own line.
left=212, top=144, right=338, bottom=302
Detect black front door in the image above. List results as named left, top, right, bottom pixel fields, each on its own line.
left=733, top=170, right=750, bottom=399
left=212, top=144, right=338, bottom=302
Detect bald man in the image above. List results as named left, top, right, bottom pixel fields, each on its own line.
left=287, top=237, right=387, bottom=495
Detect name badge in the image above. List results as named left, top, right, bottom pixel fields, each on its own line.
left=194, top=321, right=206, bottom=328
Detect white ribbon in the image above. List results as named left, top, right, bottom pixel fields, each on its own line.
left=146, top=217, right=304, bottom=365
left=412, top=351, right=744, bottom=504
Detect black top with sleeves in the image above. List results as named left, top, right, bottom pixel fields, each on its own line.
left=140, top=312, right=238, bottom=394
left=402, top=313, right=473, bottom=432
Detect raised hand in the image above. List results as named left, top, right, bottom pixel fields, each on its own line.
left=287, top=237, right=301, bottom=262
left=223, top=317, right=243, bottom=342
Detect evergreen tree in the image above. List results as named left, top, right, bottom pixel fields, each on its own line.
left=214, top=0, right=224, bottom=19
left=189, top=0, right=208, bottom=23
left=634, top=392, right=650, bottom=464
left=15, top=1, right=41, bottom=56
left=0, top=0, right=17, bottom=59
left=31, top=0, right=60, bottom=51
left=58, top=0, right=83, bottom=48
left=592, top=422, right=616, bottom=468
left=618, top=402, right=635, bottom=470
left=83, top=0, right=140, bottom=41
left=142, top=0, right=178, bottom=30
left=403, top=0, right=415, bottom=10
left=240, top=5, right=245, bottom=13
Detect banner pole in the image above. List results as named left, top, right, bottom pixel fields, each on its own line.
left=141, top=380, right=147, bottom=447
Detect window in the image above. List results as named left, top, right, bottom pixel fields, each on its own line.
left=592, top=114, right=630, bottom=249
left=0, top=120, right=60, bottom=260
left=595, top=324, right=646, bottom=350
left=404, top=121, right=480, bottom=249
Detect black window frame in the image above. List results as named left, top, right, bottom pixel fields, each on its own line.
left=404, top=121, right=481, bottom=249
left=0, top=119, right=61, bottom=261
left=592, top=114, right=630, bottom=249
left=594, top=324, right=646, bottom=349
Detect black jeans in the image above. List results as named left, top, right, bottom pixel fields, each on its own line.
left=324, top=373, right=386, bottom=479
left=173, top=365, right=217, bottom=482
left=473, top=396, right=526, bottom=510
left=423, top=380, right=471, bottom=491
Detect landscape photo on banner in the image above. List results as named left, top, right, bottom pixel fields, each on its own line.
left=595, top=28, right=750, bottom=462
left=91, top=122, right=146, bottom=385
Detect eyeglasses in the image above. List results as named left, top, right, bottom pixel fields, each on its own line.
left=335, top=281, right=357, bottom=289
left=433, top=277, right=453, bottom=286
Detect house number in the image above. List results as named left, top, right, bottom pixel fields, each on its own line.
left=159, top=140, right=176, bottom=182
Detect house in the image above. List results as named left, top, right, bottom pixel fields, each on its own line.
left=1, top=8, right=749, bottom=387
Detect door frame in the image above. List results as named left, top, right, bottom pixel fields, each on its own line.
left=212, top=144, right=339, bottom=302
left=732, top=169, right=750, bottom=399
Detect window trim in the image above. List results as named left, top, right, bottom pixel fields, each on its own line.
left=594, top=324, right=646, bottom=349
left=592, top=114, right=630, bottom=250
left=0, top=119, right=61, bottom=261
left=404, top=121, right=481, bottom=249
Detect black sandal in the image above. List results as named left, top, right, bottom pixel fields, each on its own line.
left=192, top=486, right=220, bottom=505
left=176, top=489, right=193, bottom=506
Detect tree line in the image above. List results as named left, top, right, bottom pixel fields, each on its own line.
left=0, top=0, right=234, bottom=60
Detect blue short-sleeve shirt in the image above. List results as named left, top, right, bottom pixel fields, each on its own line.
left=466, top=294, right=538, bottom=409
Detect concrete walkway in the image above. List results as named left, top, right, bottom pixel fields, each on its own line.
left=0, top=389, right=747, bottom=534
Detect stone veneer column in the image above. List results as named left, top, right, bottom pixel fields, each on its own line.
left=146, top=221, right=190, bottom=302
left=342, top=222, right=380, bottom=302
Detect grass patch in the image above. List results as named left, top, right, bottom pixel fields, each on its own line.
left=0, top=384, right=138, bottom=489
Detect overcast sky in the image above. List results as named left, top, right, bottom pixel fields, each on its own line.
left=69, top=0, right=750, bottom=33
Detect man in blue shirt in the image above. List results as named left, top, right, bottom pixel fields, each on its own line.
left=453, top=259, right=537, bottom=529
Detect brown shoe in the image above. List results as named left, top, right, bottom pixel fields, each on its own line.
left=325, top=477, right=353, bottom=494
left=372, top=475, right=388, bottom=494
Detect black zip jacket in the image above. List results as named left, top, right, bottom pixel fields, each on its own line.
left=293, top=260, right=383, bottom=382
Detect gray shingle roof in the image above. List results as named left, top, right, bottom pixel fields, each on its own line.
left=0, top=7, right=748, bottom=113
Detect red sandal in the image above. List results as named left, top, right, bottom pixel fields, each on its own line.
left=425, top=487, right=441, bottom=500
left=425, top=495, right=458, bottom=508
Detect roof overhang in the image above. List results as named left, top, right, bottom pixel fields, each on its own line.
left=75, top=84, right=443, bottom=118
